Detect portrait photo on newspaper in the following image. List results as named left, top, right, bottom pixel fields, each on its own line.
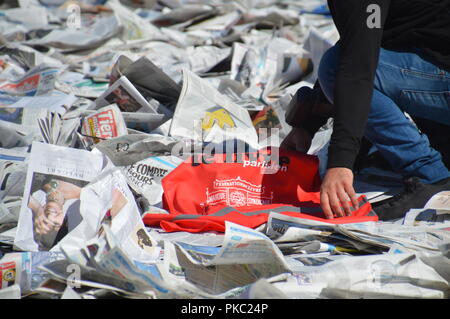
left=26, top=173, right=88, bottom=251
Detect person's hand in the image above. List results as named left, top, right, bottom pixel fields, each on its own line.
left=280, top=127, right=312, bottom=153
left=34, top=206, right=58, bottom=235
left=34, top=201, right=64, bottom=235
left=320, top=167, right=359, bottom=219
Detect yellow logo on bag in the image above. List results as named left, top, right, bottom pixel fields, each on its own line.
left=202, top=107, right=236, bottom=131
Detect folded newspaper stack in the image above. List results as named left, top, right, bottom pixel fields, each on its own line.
left=0, top=0, right=449, bottom=301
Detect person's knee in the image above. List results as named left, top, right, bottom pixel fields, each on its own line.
left=317, top=45, right=340, bottom=100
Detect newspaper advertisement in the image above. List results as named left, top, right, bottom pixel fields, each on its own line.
left=14, top=142, right=105, bottom=252
left=0, top=253, right=23, bottom=291
left=122, top=155, right=183, bottom=207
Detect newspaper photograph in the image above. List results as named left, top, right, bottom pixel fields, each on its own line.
left=14, top=142, right=105, bottom=252
left=95, top=75, right=157, bottom=113
left=0, top=94, right=22, bottom=124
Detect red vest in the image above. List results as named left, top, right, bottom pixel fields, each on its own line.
left=143, top=148, right=378, bottom=232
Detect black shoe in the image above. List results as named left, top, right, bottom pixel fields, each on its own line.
left=373, top=176, right=450, bottom=221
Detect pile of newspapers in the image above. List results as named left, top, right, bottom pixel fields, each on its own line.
left=0, top=0, right=449, bottom=300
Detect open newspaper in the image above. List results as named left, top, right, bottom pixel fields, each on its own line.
left=95, top=75, right=158, bottom=114
left=0, top=64, right=68, bottom=128
left=41, top=225, right=174, bottom=298
left=157, top=222, right=289, bottom=295
left=38, top=110, right=80, bottom=146
left=269, top=250, right=450, bottom=299
left=122, top=155, right=183, bottom=207
left=169, top=68, right=258, bottom=148
left=110, top=55, right=181, bottom=108
left=57, top=168, right=161, bottom=262
left=14, top=142, right=106, bottom=252
left=94, top=134, right=183, bottom=167
left=267, top=212, right=450, bottom=254
left=0, top=93, right=76, bottom=133
left=402, top=190, right=450, bottom=227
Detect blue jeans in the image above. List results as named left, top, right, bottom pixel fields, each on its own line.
left=318, top=44, right=450, bottom=184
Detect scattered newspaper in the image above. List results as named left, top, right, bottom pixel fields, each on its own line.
left=1, top=0, right=449, bottom=300
left=270, top=251, right=449, bottom=299
left=26, top=15, right=121, bottom=51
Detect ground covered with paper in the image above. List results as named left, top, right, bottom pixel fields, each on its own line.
left=0, top=0, right=449, bottom=299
